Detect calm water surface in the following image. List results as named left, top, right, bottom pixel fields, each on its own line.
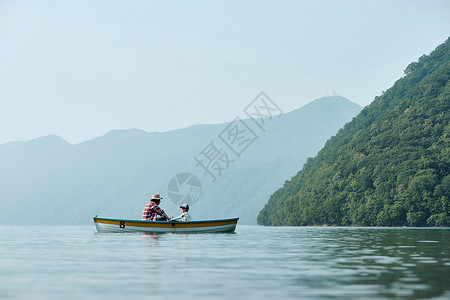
left=0, top=226, right=449, bottom=299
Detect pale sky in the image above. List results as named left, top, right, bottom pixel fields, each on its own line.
left=0, top=0, right=449, bottom=145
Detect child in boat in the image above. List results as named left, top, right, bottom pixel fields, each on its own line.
left=172, top=204, right=192, bottom=221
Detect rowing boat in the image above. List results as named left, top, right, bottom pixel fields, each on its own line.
left=93, top=216, right=239, bottom=233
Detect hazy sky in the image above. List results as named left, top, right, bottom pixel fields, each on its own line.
left=1, top=0, right=449, bottom=145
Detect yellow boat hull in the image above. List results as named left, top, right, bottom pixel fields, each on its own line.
left=93, top=216, right=239, bottom=233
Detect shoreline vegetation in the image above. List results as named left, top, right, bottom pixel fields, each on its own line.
left=258, top=37, right=450, bottom=227
left=257, top=225, right=450, bottom=228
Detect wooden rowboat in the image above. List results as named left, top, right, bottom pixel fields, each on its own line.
left=93, top=216, right=239, bottom=233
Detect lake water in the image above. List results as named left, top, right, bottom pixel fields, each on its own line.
left=0, top=226, right=449, bottom=300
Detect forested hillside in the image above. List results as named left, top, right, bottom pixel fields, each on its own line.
left=258, top=38, right=450, bottom=227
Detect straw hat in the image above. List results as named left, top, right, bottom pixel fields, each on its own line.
left=151, top=194, right=163, bottom=201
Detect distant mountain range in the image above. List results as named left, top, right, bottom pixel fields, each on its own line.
left=258, top=38, right=450, bottom=227
left=0, top=96, right=361, bottom=225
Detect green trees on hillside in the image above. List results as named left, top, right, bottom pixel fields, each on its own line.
left=258, top=38, right=450, bottom=227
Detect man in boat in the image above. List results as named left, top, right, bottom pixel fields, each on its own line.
left=142, top=194, right=172, bottom=221
left=172, top=204, right=193, bottom=221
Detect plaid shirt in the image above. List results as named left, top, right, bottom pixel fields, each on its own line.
left=142, top=201, right=165, bottom=221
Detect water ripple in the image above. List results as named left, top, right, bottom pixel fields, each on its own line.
left=0, top=226, right=448, bottom=299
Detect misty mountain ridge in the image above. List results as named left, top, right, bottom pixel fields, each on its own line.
left=0, top=96, right=361, bottom=225
left=2, top=96, right=359, bottom=147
